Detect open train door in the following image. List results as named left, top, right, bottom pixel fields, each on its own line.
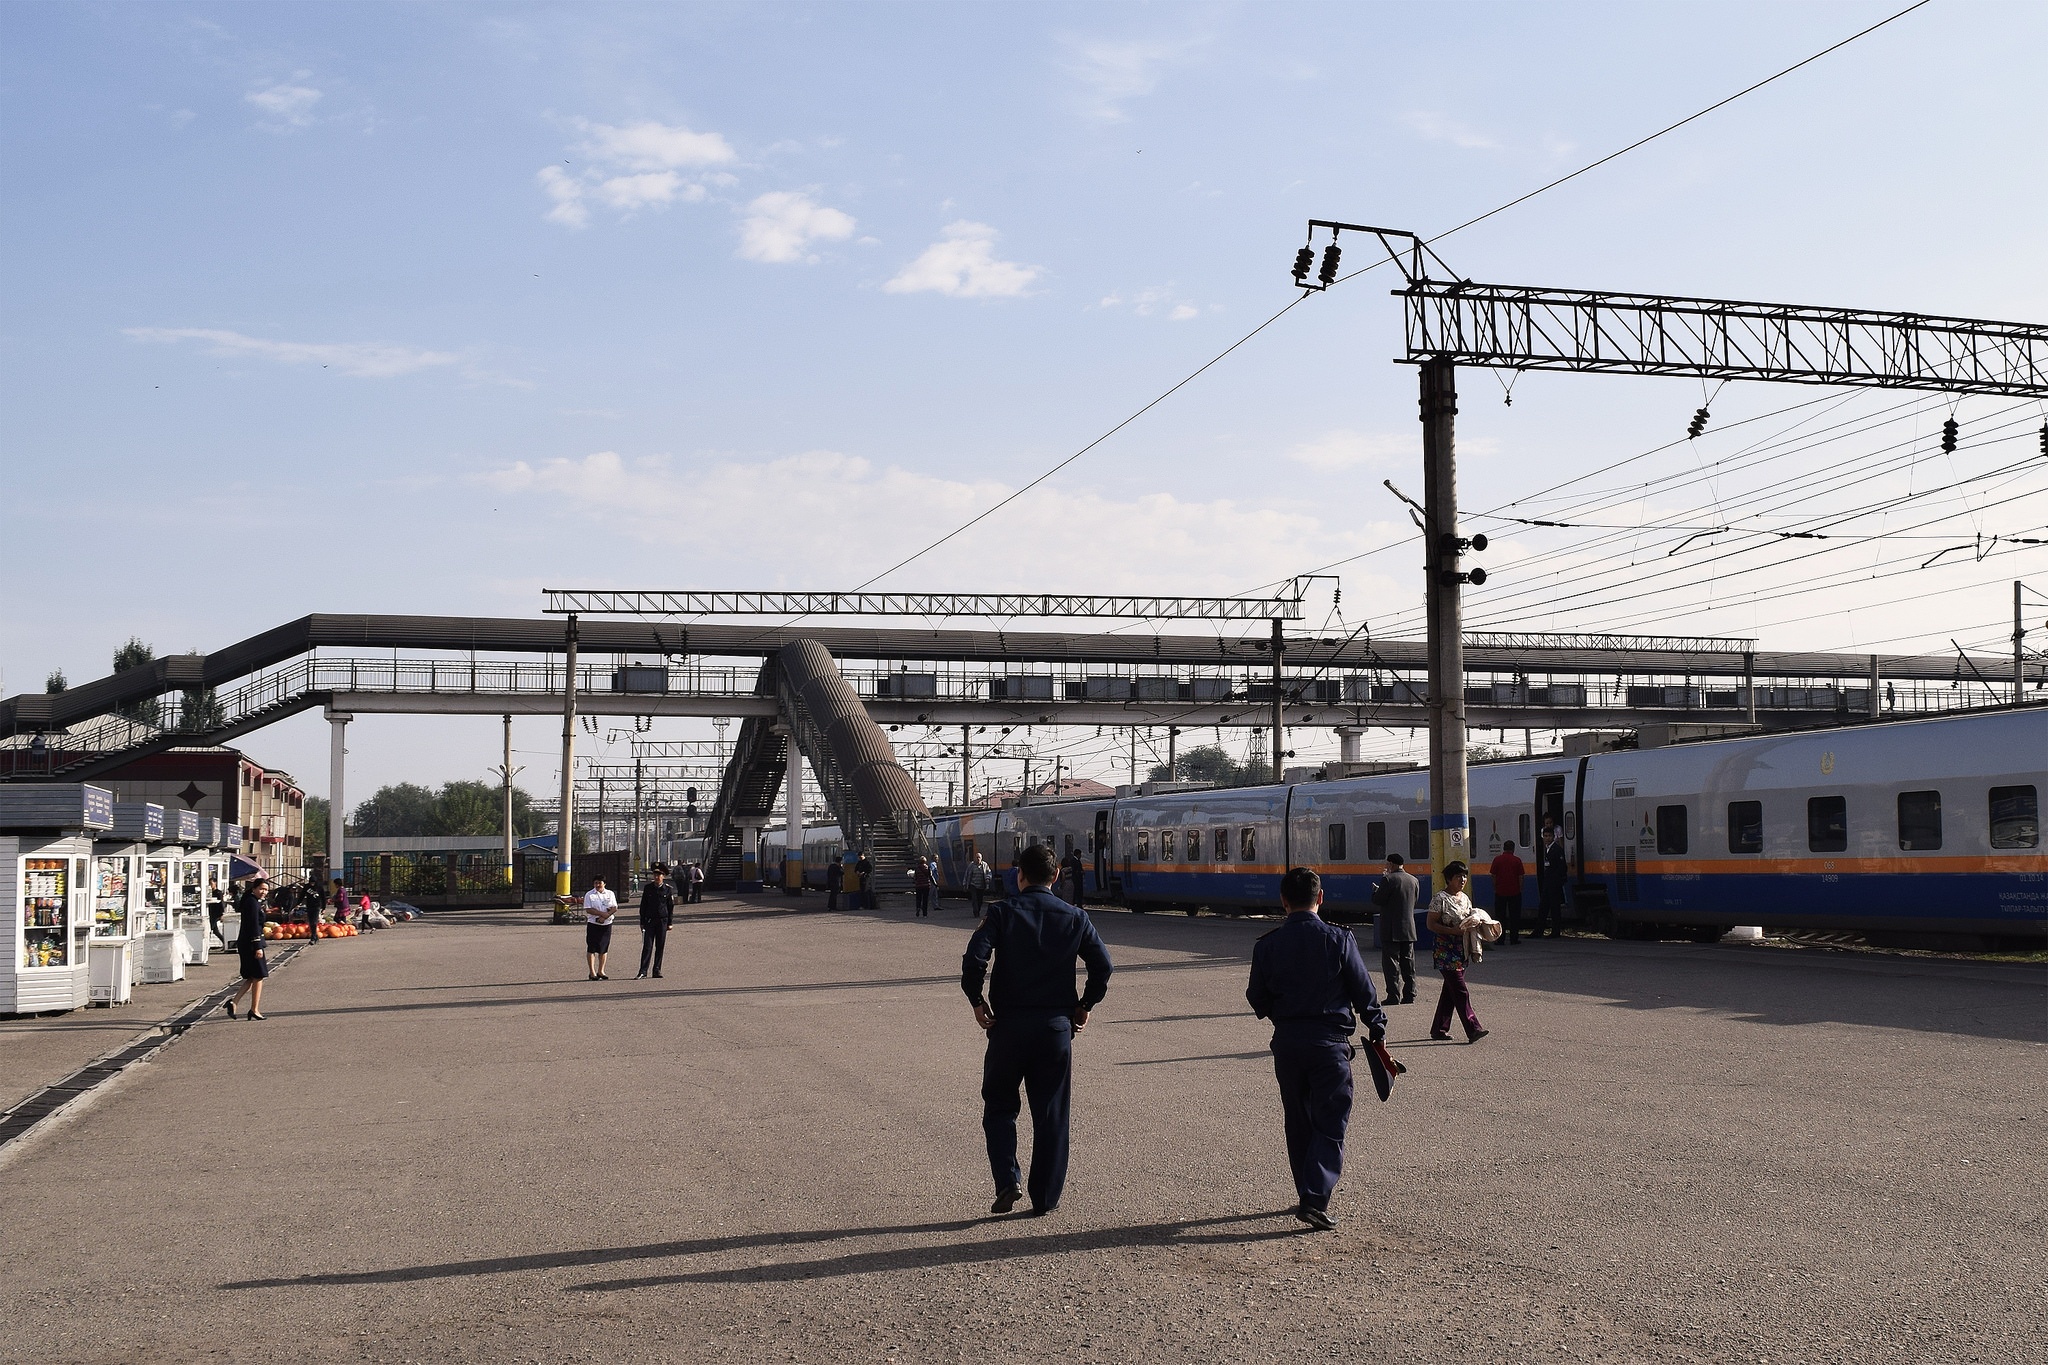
left=1094, top=809, right=1113, bottom=901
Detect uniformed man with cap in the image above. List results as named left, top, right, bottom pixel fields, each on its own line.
left=962, top=841, right=1113, bottom=1217
left=1246, top=866, right=1388, bottom=1231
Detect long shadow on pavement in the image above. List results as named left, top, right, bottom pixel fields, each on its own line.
left=219, top=1211, right=1290, bottom=1291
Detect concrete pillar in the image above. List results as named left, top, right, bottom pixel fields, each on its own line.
left=327, top=710, right=352, bottom=892
left=738, top=820, right=762, bottom=893
left=783, top=725, right=804, bottom=892
left=1335, top=725, right=1365, bottom=764
left=1868, top=655, right=1882, bottom=718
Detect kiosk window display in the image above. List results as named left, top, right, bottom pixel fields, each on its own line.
left=0, top=783, right=114, bottom=1013
left=141, top=858, right=173, bottom=932
left=92, top=855, right=132, bottom=938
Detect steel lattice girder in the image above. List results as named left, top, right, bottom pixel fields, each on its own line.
left=1400, top=284, right=2048, bottom=396
left=541, top=591, right=1306, bottom=619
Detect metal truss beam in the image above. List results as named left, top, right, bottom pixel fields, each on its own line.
left=627, top=740, right=732, bottom=760
left=541, top=590, right=1307, bottom=620
left=1463, top=631, right=1755, bottom=654
left=1401, top=282, right=2048, bottom=396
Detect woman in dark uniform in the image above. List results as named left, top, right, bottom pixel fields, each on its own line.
left=223, top=876, right=271, bottom=1020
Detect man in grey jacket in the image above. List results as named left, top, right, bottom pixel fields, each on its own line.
left=1370, top=854, right=1420, bottom=1005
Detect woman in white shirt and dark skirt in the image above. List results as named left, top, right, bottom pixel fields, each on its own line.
left=583, top=878, right=618, bottom=980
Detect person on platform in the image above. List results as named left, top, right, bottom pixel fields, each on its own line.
left=207, top=874, right=228, bottom=949
left=1370, top=853, right=1420, bottom=1004
left=223, top=877, right=272, bottom=1020
left=1490, top=840, right=1527, bottom=946
left=1246, top=867, right=1387, bottom=1232
left=962, top=842, right=1113, bottom=1218
left=825, top=854, right=845, bottom=912
left=583, top=876, right=618, bottom=981
left=966, top=849, right=992, bottom=918
left=855, top=851, right=875, bottom=910
left=637, top=864, right=676, bottom=979
left=688, top=862, right=705, bottom=905
left=1536, top=824, right=1569, bottom=939
left=1426, top=862, right=1494, bottom=1043
left=913, top=856, right=935, bottom=917
left=1061, top=849, right=1086, bottom=907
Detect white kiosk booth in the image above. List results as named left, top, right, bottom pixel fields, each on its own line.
left=90, top=802, right=164, bottom=1004
left=177, top=817, right=223, bottom=967
left=139, top=808, right=201, bottom=985
left=0, top=783, right=114, bottom=1014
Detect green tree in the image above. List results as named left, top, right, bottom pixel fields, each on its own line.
left=303, top=796, right=329, bottom=856
left=44, top=669, right=66, bottom=693
left=348, top=782, right=441, bottom=836
left=1147, top=744, right=1272, bottom=788
left=344, top=780, right=548, bottom=838
left=111, top=638, right=161, bottom=727
left=180, top=685, right=225, bottom=732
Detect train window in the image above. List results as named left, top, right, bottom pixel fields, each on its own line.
left=1186, top=829, right=1203, bottom=863
left=1136, top=829, right=1151, bottom=862
left=1518, top=814, right=1532, bottom=847
left=1327, top=822, right=1346, bottom=861
left=1727, top=801, right=1763, bottom=854
left=1807, top=796, right=1847, bottom=853
left=1160, top=829, right=1176, bottom=863
left=1240, top=827, right=1257, bottom=863
left=1064, top=834, right=1075, bottom=857
left=1408, top=819, right=1430, bottom=863
left=1897, top=791, right=1942, bottom=851
left=1214, top=828, right=1230, bottom=863
left=1655, top=805, right=1688, bottom=855
left=1990, top=785, right=2039, bottom=849
left=1366, top=822, right=1387, bottom=861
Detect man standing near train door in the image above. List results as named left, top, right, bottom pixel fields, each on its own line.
left=1247, top=867, right=1388, bottom=1232
left=962, top=843, right=1114, bottom=1218
left=1535, top=823, right=1568, bottom=940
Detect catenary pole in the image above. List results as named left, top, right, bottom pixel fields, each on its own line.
left=1270, top=618, right=1285, bottom=778
left=556, top=615, right=578, bottom=901
left=501, top=714, right=514, bottom=888
left=1420, top=357, right=1470, bottom=887
left=2017, top=581, right=2027, bottom=704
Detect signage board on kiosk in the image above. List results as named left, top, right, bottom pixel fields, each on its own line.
left=0, top=784, right=115, bottom=1013
left=89, top=801, right=162, bottom=1005
left=140, top=807, right=202, bottom=984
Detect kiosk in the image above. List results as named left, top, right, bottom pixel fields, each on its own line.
left=139, top=808, right=201, bottom=984
left=90, top=802, right=164, bottom=1003
left=0, top=783, right=114, bottom=1014
left=179, top=817, right=222, bottom=966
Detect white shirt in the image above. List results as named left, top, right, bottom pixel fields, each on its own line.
left=583, top=888, right=617, bottom=924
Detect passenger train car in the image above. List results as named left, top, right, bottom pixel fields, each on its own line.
left=905, top=708, right=2043, bottom=948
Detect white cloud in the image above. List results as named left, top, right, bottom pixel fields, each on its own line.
left=1063, top=35, right=1203, bottom=121
left=124, top=327, right=461, bottom=379
left=478, top=449, right=1398, bottom=596
left=537, top=118, right=735, bottom=227
left=884, top=221, right=1037, bottom=299
left=1401, top=111, right=1499, bottom=151
left=1097, top=283, right=1201, bottom=319
left=246, top=82, right=322, bottom=128
left=1286, top=431, right=1417, bottom=472
left=737, top=191, right=857, bottom=263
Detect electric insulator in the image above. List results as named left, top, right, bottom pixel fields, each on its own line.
left=2038, top=421, right=2045, bottom=457
left=1941, top=417, right=1958, bottom=454
left=1291, top=246, right=1314, bottom=286
left=1317, top=242, right=1341, bottom=286
left=1687, top=407, right=1709, bottom=439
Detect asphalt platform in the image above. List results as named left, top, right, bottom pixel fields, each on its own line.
left=3, top=894, right=2041, bottom=1364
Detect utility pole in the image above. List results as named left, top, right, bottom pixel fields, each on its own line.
left=555, top=615, right=578, bottom=902
left=1128, top=730, right=1137, bottom=787
left=495, top=714, right=520, bottom=890
left=1054, top=754, right=1063, bottom=798
left=2017, top=581, right=2028, bottom=704
left=1270, top=618, right=1285, bottom=779
left=633, top=757, right=644, bottom=876
left=1420, top=357, right=1470, bottom=886
left=1021, top=756, right=1032, bottom=804
left=1166, top=726, right=1177, bottom=781
left=961, top=725, right=972, bottom=813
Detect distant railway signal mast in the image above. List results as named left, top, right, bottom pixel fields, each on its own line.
left=1291, top=218, right=2048, bottom=886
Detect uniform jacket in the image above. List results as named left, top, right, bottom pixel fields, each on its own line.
left=638, top=881, right=676, bottom=929
left=1371, top=869, right=1421, bottom=943
left=962, top=886, right=1113, bottom=1018
left=1537, top=838, right=1569, bottom=889
left=826, top=862, right=844, bottom=889
left=1246, top=911, right=1387, bottom=1046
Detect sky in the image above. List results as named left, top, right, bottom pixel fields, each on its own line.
left=3, top=0, right=2045, bottom=810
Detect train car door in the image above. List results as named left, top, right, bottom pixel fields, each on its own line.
left=1093, top=810, right=1110, bottom=897
left=1535, top=776, right=1565, bottom=840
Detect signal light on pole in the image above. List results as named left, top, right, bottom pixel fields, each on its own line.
left=1941, top=417, right=1959, bottom=454
left=1291, top=246, right=1314, bottom=287
left=1317, top=243, right=1341, bottom=287
left=1687, top=408, right=1709, bottom=439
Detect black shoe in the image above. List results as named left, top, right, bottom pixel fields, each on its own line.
left=247, top=1013, right=267, bottom=1021
left=1294, top=1204, right=1336, bottom=1232
left=991, top=1187, right=1023, bottom=1215
left=635, top=972, right=647, bottom=979
left=588, top=973, right=597, bottom=981
left=651, top=971, right=662, bottom=978
left=1429, top=1031, right=1452, bottom=1041
left=1468, top=1028, right=1490, bottom=1042
left=1028, top=1204, right=1058, bottom=1218
left=597, top=973, right=609, bottom=980
left=1401, top=995, right=1416, bottom=1005
left=222, top=999, right=236, bottom=1019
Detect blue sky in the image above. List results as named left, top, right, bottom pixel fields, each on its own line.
left=4, top=1, right=2044, bottom=801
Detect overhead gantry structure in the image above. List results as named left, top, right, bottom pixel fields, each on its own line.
left=1292, top=219, right=2048, bottom=882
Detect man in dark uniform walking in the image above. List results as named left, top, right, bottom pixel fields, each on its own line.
left=1370, top=854, right=1420, bottom=1004
left=636, top=864, right=676, bottom=979
left=1247, top=867, right=1388, bottom=1231
left=961, top=842, right=1113, bottom=1218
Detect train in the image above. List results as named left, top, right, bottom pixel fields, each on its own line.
left=760, top=707, right=2046, bottom=949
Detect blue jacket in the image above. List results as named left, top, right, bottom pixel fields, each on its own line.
left=962, top=886, right=1113, bottom=1018
left=1247, top=911, right=1387, bottom=1046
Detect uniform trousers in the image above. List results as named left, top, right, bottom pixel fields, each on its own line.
left=826, top=885, right=841, bottom=911
left=1536, top=883, right=1564, bottom=936
left=981, top=1014, right=1074, bottom=1211
left=915, top=886, right=931, bottom=916
left=1380, top=942, right=1416, bottom=1003
left=638, top=923, right=667, bottom=976
left=1432, top=966, right=1482, bottom=1039
left=1496, top=892, right=1523, bottom=943
left=1270, top=1040, right=1355, bottom=1212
